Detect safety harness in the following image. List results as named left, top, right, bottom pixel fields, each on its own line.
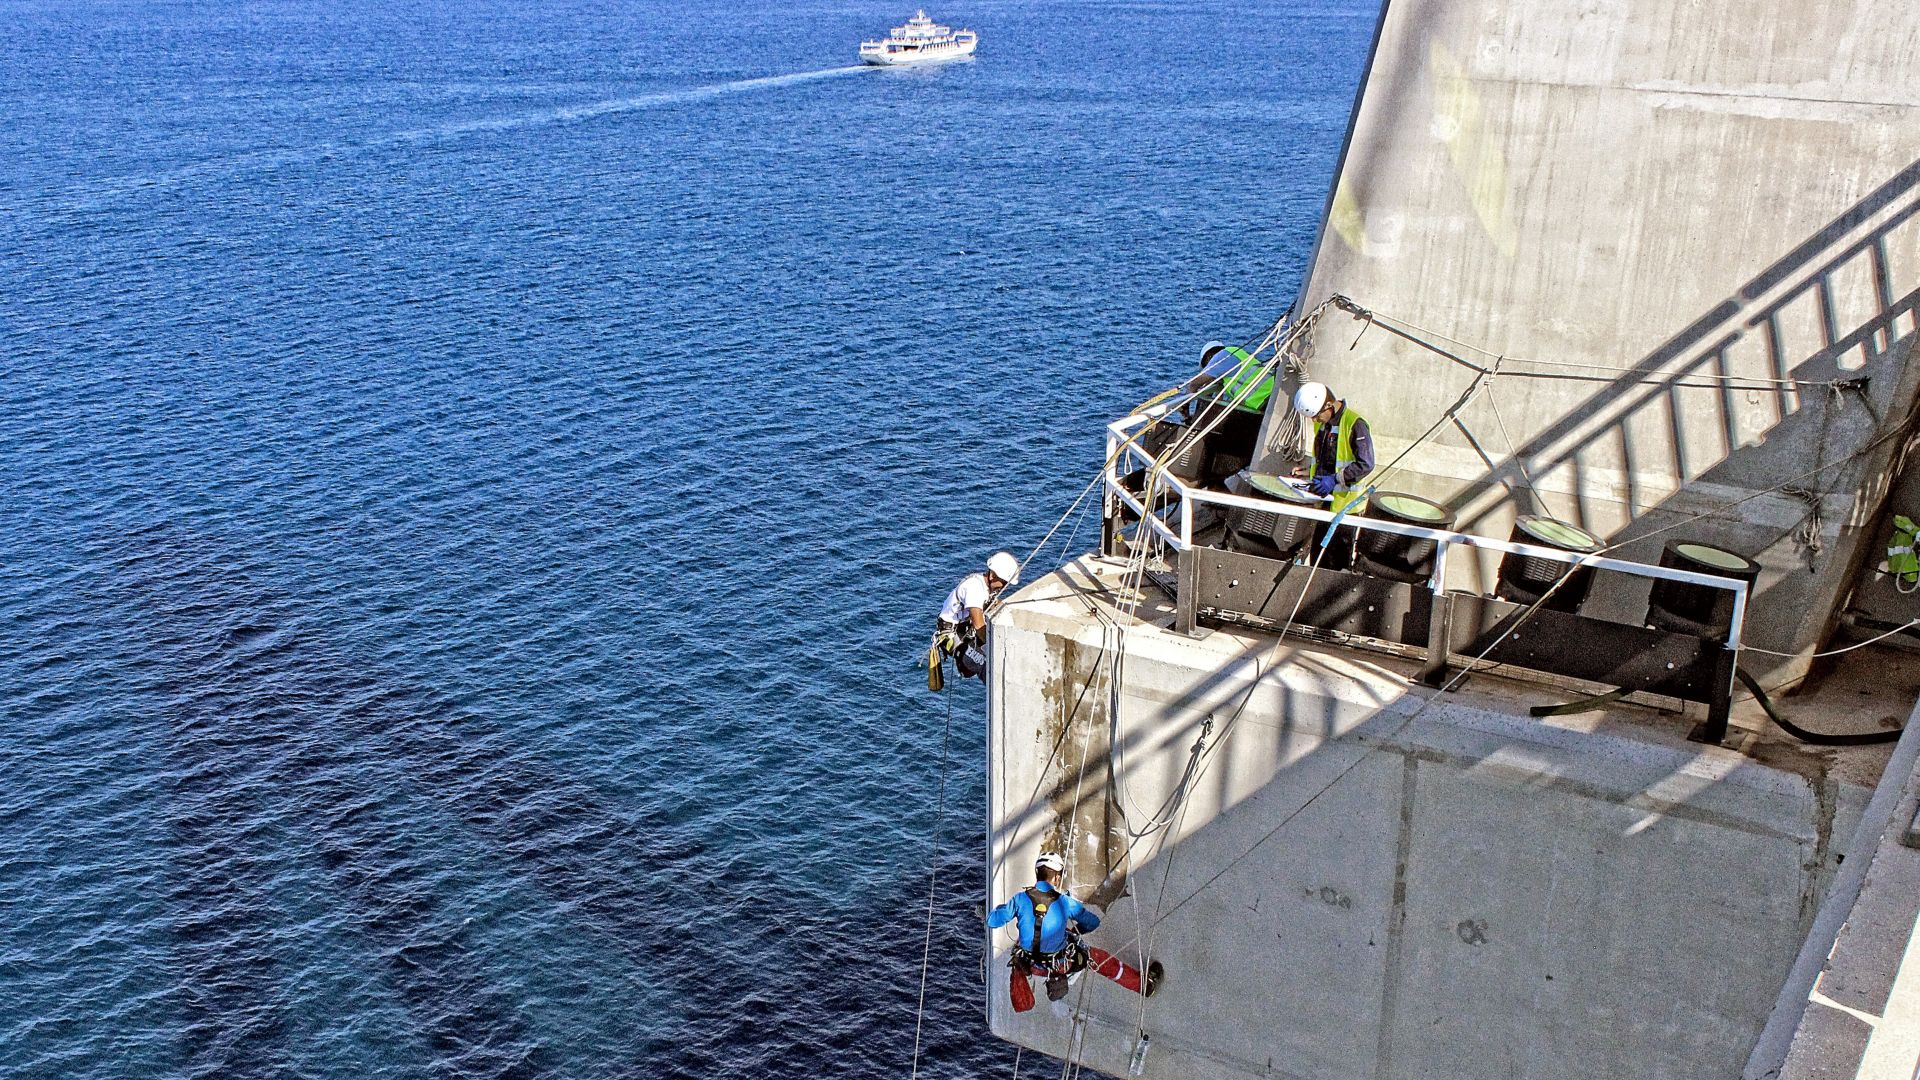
left=1010, top=887, right=1089, bottom=972
left=931, top=609, right=990, bottom=686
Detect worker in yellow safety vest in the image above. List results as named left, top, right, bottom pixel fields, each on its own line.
left=1289, top=381, right=1374, bottom=514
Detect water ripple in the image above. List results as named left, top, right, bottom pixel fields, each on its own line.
left=0, top=0, right=1368, bottom=1075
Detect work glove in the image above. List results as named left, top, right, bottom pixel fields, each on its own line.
left=1308, top=474, right=1338, bottom=497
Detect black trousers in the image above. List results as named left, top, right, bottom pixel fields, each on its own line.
left=936, top=619, right=987, bottom=679
left=1192, top=406, right=1262, bottom=489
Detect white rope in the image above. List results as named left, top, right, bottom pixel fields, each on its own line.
left=1011, top=308, right=1300, bottom=589
left=1017, top=470, right=1106, bottom=582
left=972, top=289, right=1914, bottom=1072
left=1334, top=298, right=1862, bottom=393
left=1058, top=302, right=1336, bottom=1055
left=1154, top=412, right=1915, bottom=922
left=1740, top=618, right=1920, bottom=658
left=1484, top=377, right=1570, bottom=522
left=906, top=693, right=956, bottom=1080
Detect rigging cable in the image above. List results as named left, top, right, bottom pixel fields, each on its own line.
left=973, top=290, right=1918, bottom=1071
left=1327, top=295, right=1869, bottom=394
left=1740, top=617, right=1920, bottom=658
left=906, top=692, right=957, bottom=1080
left=1152, top=410, right=1920, bottom=922
left=1135, top=293, right=1920, bottom=922
left=1012, top=306, right=1300, bottom=587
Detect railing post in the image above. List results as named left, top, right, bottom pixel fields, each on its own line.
left=1418, top=540, right=1453, bottom=687
left=1101, top=429, right=1119, bottom=558
left=1690, top=645, right=1736, bottom=745
left=1689, top=581, right=1745, bottom=744
left=1175, top=546, right=1200, bottom=637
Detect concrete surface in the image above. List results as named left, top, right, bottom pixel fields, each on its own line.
left=986, top=558, right=1904, bottom=1080
left=1759, top=729, right=1920, bottom=1080
left=1253, top=0, right=1920, bottom=675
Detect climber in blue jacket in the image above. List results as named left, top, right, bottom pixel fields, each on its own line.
left=987, top=851, right=1163, bottom=1010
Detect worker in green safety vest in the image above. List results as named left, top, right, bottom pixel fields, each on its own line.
left=1289, top=381, right=1375, bottom=515
left=1889, top=514, right=1919, bottom=590
left=1181, top=340, right=1275, bottom=488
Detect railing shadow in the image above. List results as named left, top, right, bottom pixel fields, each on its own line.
left=1422, top=158, right=1920, bottom=662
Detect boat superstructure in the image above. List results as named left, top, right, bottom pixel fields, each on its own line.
left=859, top=10, right=977, bottom=66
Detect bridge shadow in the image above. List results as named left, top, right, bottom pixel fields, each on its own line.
left=101, top=527, right=1019, bottom=1080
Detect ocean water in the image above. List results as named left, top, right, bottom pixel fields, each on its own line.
left=0, top=1, right=1373, bottom=1075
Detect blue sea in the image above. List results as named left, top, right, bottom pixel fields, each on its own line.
left=0, top=2, right=1371, bottom=1075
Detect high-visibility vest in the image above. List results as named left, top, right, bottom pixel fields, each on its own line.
left=1309, top=406, right=1368, bottom=515
left=1208, top=347, right=1273, bottom=414
left=1891, top=515, right=1919, bottom=583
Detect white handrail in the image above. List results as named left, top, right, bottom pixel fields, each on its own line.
left=1104, top=410, right=1753, bottom=651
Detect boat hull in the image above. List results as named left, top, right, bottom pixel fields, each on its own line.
left=859, top=40, right=976, bottom=65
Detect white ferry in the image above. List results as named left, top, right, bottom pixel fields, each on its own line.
left=858, top=11, right=978, bottom=66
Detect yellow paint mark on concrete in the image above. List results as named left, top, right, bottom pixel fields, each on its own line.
left=1429, top=41, right=1519, bottom=259
left=1330, top=175, right=1368, bottom=253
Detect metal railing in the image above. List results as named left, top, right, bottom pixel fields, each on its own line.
left=1102, top=408, right=1754, bottom=653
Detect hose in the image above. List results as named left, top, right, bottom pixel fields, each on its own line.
left=1736, top=667, right=1903, bottom=746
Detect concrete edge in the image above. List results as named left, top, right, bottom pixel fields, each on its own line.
left=1742, top=692, right=1920, bottom=1078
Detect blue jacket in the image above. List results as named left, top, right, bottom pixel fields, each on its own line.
left=988, top=881, right=1100, bottom=954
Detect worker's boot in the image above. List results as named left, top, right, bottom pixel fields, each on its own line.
left=1144, top=961, right=1165, bottom=998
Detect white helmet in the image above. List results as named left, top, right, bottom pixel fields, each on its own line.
left=1199, top=340, right=1228, bottom=367
left=987, top=551, right=1020, bottom=586
left=1292, top=381, right=1330, bottom=416
left=1035, top=852, right=1065, bottom=872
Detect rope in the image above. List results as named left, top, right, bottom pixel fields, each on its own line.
left=963, top=305, right=1324, bottom=1076
left=973, top=288, right=1916, bottom=1071
left=1740, top=618, right=1920, bottom=658
left=1327, top=296, right=1869, bottom=394
left=906, top=693, right=956, bottom=1080
left=1484, top=378, right=1569, bottom=521
left=1270, top=350, right=1499, bottom=645
left=1032, top=301, right=1334, bottom=1061
left=1011, top=309, right=1299, bottom=588
left=1152, top=412, right=1915, bottom=922
left=1055, top=497, right=1094, bottom=567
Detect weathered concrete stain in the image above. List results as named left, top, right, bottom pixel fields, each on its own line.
left=1035, top=633, right=1130, bottom=906
left=1375, top=752, right=1419, bottom=1080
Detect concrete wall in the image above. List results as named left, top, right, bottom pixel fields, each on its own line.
left=987, top=583, right=1872, bottom=1080
left=1256, top=0, right=1920, bottom=666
